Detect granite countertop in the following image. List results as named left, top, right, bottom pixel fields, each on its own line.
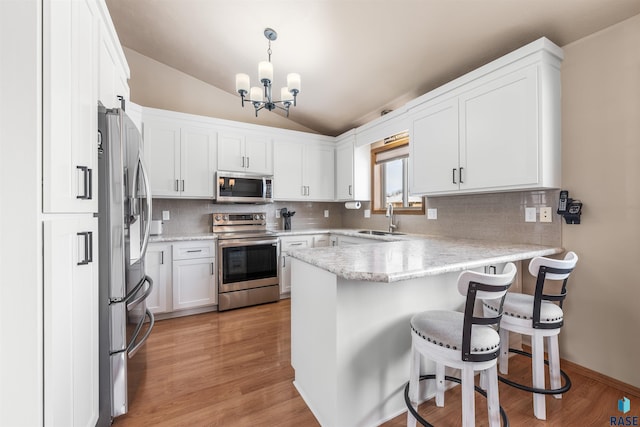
left=288, top=236, right=563, bottom=283
left=149, top=232, right=217, bottom=243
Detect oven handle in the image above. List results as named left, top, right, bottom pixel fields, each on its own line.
left=217, top=238, right=280, bottom=248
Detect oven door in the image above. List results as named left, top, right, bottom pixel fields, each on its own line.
left=217, top=237, right=279, bottom=293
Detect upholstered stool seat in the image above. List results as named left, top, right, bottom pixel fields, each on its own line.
left=483, top=251, right=578, bottom=421
left=407, top=263, right=517, bottom=427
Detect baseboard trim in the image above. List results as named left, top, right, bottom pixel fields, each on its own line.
left=520, top=345, right=640, bottom=398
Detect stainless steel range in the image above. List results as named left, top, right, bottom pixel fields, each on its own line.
left=213, top=212, right=280, bottom=311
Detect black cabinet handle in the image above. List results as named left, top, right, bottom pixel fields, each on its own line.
left=77, top=231, right=93, bottom=265
left=459, top=167, right=464, bottom=184
left=76, top=166, right=92, bottom=199
left=452, top=168, right=457, bottom=184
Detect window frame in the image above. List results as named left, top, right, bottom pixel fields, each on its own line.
left=370, top=138, right=425, bottom=216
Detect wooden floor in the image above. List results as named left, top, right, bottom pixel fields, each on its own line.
left=114, top=299, right=638, bottom=426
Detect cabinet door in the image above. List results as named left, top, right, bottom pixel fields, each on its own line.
left=143, top=120, right=181, bottom=197
left=280, top=236, right=312, bottom=294
left=335, top=141, right=354, bottom=200
left=44, top=215, right=99, bottom=427
left=217, top=132, right=245, bottom=172
left=180, top=126, right=217, bottom=198
left=304, top=144, right=335, bottom=200
left=172, top=258, right=216, bottom=310
left=459, top=66, right=538, bottom=191
left=409, top=97, right=459, bottom=195
left=273, top=140, right=305, bottom=200
left=145, top=243, right=172, bottom=314
left=43, top=0, right=98, bottom=213
left=245, top=134, right=273, bottom=174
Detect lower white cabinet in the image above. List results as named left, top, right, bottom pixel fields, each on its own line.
left=145, top=240, right=217, bottom=315
left=43, top=215, right=99, bottom=427
left=312, top=234, right=330, bottom=248
left=279, top=235, right=314, bottom=295
left=172, top=241, right=216, bottom=311
left=146, top=242, right=172, bottom=314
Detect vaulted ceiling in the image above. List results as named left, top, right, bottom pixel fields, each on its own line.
left=106, top=0, right=640, bottom=136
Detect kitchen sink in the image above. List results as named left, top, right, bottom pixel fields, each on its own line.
left=357, top=230, right=405, bottom=236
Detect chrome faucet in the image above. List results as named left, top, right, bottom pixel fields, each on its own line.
left=386, top=203, right=397, bottom=233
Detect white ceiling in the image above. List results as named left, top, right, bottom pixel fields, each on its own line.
left=106, top=0, right=640, bottom=136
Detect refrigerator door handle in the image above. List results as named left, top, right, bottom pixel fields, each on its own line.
left=127, top=275, right=154, bottom=311
left=127, top=308, right=155, bottom=358
left=138, top=156, right=152, bottom=260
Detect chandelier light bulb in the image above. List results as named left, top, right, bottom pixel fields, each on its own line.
left=249, top=86, right=263, bottom=102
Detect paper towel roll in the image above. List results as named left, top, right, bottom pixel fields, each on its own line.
left=344, top=201, right=361, bottom=209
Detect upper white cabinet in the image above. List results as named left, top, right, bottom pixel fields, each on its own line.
left=335, top=131, right=371, bottom=201
left=43, top=0, right=99, bottom=214
left=143, top=113, right=217, bottom=198
left=409, top=37, right=563, bottom=196
left=273, top=137, right=335, bottom=201
left=97, top=16, right=129, bottom=109
left=218, top=131, right=273, bottom=174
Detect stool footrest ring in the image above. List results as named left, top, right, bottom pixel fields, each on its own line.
left=498, top=348, right=572, bottom=395
left=404, top=374, right=510, bottom=427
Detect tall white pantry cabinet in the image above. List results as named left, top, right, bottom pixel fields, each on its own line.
left=0, top=1, right=129, bottom=426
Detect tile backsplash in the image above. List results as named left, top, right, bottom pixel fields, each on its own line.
left=152, top=199, right=343, bottom=234
left=152, top=189, right=561, bottom=247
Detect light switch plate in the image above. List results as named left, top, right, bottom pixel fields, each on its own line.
left=364, top=209, right=371, bottom=218
left=427, top=208, right=437, bottom=220
left=275, top=210, right=280, bottom=218
left=324, top=210, right=329, bottom=218
left=540, top=207, right=552, bottom=223
left=525, top=207, right=536, bottom=222
left=162, top=210, right=170, bottom=221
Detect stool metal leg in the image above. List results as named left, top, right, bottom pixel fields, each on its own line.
left=532, top=333, right=546, bottom=420
left=435, top=363, right=445, bottom=407
left=547, top=335, right=562, bottom=399
left=461, top=366, right=475, bottom=427
left=486, top=364, right=501, bottom=427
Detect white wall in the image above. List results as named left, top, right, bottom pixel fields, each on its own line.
left=560, top=13, right=640, bottom=387
left=0, top=0, right=44, bottom=424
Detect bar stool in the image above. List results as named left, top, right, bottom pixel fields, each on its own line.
left=482, top=252, right=578, bottom=420
left=406, top=263, right=517, bottom=427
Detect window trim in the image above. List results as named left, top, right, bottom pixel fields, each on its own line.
left=371, top=139, right=425, bottom=216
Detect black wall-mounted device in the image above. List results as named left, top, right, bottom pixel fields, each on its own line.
left=557, top=190, right=582, bottom=224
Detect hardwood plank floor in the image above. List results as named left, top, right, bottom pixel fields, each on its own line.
left=114, top=299, right=639, bottom=426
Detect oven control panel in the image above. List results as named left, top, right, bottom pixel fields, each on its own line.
left=213, top=212, right=266, bottom=227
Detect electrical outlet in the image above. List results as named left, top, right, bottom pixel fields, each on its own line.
left=525, top=207, right=536, bottom=222
left=427, top=208, right=437, bottom=220
left=162, top=210, right=170, bottom=221
left=540, top=207, right=552, bottom=223
left=364, top=209, right=371, bottom=218
left=275, top=209, right=280, bottom=218
left=324, top=210, right=329, bottom=218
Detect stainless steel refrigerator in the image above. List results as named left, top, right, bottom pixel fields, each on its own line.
left=97, top=104, right=154, bottom=426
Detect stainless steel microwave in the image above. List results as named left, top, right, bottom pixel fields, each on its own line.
left=215, top=171, right=273, bottom=203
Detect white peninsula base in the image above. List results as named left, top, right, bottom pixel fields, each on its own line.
left=291, top=258, right=467, bottom=427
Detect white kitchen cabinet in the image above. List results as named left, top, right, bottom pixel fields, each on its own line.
left=44, top=215, right=99, bottom=427
left=335, top=132, right=371, bottom=201
left=279, top=235, right=313, bottom=294
left=218, top=131, right=273, bottom=174
left=273, top=139, right=335, bottom=201
left=172, top=241, right=216, bottom=310
left=43, top=0, right=99, bottom=214
left=143, top=117, right=217, bottom=198
left=312, top=234, right=330, bottom=248
left=409, top=38, right=562, bottom=196
left=97, top=16, right=129, bottom=109
left=145, top=242, right=172, bottom=314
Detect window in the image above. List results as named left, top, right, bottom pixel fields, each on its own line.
left=371, top=134, right=424, bottom=215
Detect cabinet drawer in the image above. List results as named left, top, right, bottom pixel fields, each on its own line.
left=281, top=237, right=312, bottom=253
left=172, top=241, right=215, bottom=260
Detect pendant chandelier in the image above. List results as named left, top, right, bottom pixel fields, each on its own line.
left=235, top=28, right=301, bottom=117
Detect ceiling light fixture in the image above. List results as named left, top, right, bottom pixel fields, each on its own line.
left=235, top=28, right=301, bottom=117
